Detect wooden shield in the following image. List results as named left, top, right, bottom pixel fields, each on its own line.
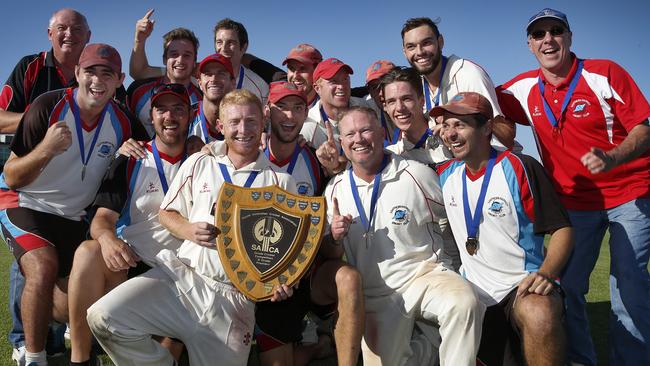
left=215, top=182, right=326, bottom=301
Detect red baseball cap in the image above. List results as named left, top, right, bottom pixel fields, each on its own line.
left=429, top=92, right=493, bottom=119
left=365, top=60, right=396, bottom=84
left=313, top=58, right=353, bottom=82
left=151, top=83, right=191, bottom=107
left=268, top=81, right=307, bottom=104
left=78, top=44, right=122, bottom=74
left=282, top=44, right=323, bottom=67
left=198, top=53, right=234, bottom=78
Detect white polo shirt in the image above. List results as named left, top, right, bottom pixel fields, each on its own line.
left=324, top=152, right=451, bottom=297
left=301, top=97, right=371, bottom=149
left=161, top=144, right=296, bottom=283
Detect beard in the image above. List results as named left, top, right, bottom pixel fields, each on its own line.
left=410, top=52, right=441, bottom=76
left=270, top=121, right=300, bottom=144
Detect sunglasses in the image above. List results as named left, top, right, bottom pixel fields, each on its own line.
left=153, top=83, right=189, bottom=97
left=529, top=26, right=566, bottom=40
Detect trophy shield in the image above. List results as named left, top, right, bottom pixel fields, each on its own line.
left=215, top=182, right=326, bottom=301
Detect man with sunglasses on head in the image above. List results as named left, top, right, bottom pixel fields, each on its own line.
left=497, top=9, right=650, bottom=365
left=67, top=83, right=191, bottom=366
left=434, top=92, right=573, bottom=366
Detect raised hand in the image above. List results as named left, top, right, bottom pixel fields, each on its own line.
left=135, top=9, right=155, bottom=43
left=316, top=121, right=348, bottom=174
left=330, top=197, right=352, bottom=241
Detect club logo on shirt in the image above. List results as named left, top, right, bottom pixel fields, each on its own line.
left=487, top=197, right=508, bottom=217
left=146, top=181, right=158, bottom=193
left=570, top=99, right=591, bottom=118
left=390, top=205, right=411, bottom=225
left=96, top=141, right=115, bottom=158
left=297, top=182, right=313, bottom=196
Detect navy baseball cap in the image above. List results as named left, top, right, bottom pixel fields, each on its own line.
left=526, top=8, right=570, bottom=33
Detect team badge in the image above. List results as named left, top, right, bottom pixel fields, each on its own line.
left=276, top=194, right=286, bottom=203
left=96, top=141, right=115, bottom=158
left=390, top=206, right=411, bottom=225
left=570, top=99, right=591, bottom=118
left=251, top=191, right=261, bottom=201
left=487, top=197, right=508, bottom=217
left=263, top=192, right=273, bottom=200
left=298, top=200, right=308, bottom=210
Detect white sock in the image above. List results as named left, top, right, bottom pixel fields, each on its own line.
left=24, top=350, right=47, bottom=365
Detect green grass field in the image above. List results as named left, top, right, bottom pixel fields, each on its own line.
left=0, top=236, right=623, bottom=365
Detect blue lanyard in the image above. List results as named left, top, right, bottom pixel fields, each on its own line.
left=264, top=142, right=302, bottom=175
left=380, top=113, right=390, bottom=147
left=152, top=139, right=185, bottom=195
left=391, top=128, right=401, bottom=144
left=309, top=95, right=320, bottom=108
left=319, top=105, right=329, bottom=123
left=462, top=149, right=497, bottom=240
left=198, top=102, right=210, bottom=142
left=422, top=56, right=448, bottom=111
left=413, top=129, right=432, bottom=149
left=236, top=66, right=245, bottom=89
left=69, top=89, right=108, bottom=180
left=218, top=163, right=258, bottom=187
left=349, top=154, right=389, bottom=234
left=537, top=59, right=583, bottom=128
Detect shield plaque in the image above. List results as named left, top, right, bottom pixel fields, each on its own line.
left=216, top=182, right=326, bottom=301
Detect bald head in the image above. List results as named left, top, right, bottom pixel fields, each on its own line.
left=47, top=8, right=91, bottom=63
left=49, top=8, right=89, bottom=30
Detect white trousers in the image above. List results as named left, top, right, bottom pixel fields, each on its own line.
left=361, top=264, right=485, bottom=366
left=87, top=266, right=255, bottom=366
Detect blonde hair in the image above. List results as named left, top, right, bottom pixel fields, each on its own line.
left=219, top=89, right=263, bottom=120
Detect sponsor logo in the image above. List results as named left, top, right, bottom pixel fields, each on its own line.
left=199, top=182, right=210, bottom=193
left=390, top=205, right=411, bottom=225
left=449, top=195, right=458, bottom=207
left=146, top=181, right=158, bottom=193
left=532, top=105, right=543, bottom=117
left=487, top=197, right=508, bottom=217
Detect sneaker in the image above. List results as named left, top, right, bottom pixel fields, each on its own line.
left=11, top=345, right=25, bottom=366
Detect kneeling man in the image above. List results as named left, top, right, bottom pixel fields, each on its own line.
left=87, top=89, right=295, bottom=366
left=434, top=92, right=573, bottom=365
left=325, top=106, right=484, bottom=366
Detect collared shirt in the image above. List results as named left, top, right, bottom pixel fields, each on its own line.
left=301, top=97, right=372, bottom=149
left=497, top=54, right=650, bottom=210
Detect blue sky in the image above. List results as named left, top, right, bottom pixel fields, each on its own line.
left=2, top=0, right=648, bottom=159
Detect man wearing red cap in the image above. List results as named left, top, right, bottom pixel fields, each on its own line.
left=434, top=92, right=572, bottom=366
left=365, top=60, right=398, bottom=146
left=325, top=105, right=484, bottom=366
left=497, top=8, right=650, bottom=365
left=67, top=83, right=192, bottom=366
left=251, top=81, right=363, bottom=366
left=188, top=53, right=236, bottom=145
left=302, top=58, right=371, bottom=149
left=283, top=44, right=323, bottom=109
left=0, top=43, right=142, bottom=366
left=401, top=17, right=514, bottom=150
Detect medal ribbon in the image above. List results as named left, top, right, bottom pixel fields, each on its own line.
left=537, top=59, right=583, bottom=128
left=422, top=56, right=448, bottom=111
left=413, top=128, right=432, bottom=149
left=198, top=102, right=210, bottom=143
left=462, top=149, right=497, bottom=240
left=152, top=139, right=186, bottom=195
left=236, top=65, right=245, bottom=90
left=218, top=163, right=259, bottom=187
left=264, top=142, right=302, bottom=174
left=349, top=154, right=389, bottom=234
left=68, top=89, right=108, bottom=179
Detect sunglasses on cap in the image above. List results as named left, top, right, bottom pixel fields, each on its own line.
left=153, top=83, right=189, bottom=96
left=529, top=26, right=567, bottom=40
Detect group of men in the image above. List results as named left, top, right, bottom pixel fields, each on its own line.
left=0, top=6, right=648, bottom=366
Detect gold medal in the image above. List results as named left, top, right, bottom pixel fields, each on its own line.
left=466, top=237, right=478, bottom=255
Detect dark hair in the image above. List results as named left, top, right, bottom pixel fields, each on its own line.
left=379, top=67, right=423, bottom=97
left=401, top=17, right=441, bottom=40
left=163, top=28, right=199, bottom=61
left=213, top=18, right=249, bottom=50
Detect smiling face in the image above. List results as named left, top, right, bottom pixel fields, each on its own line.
left=48, top=9, right=91, bottom=61
left=314, top=69, right=351, bottom=110
left=441, top=113, right=492, bottom=166
left=151, top=94, right=191, bottom=147
left=267, top=95, right=307, bottom=143
left=527, top=19, right=573, bottom=77
left=215, top=28, right=247, bottom=67
left=164, top=38, right=196, bottom=84
left=339, top=109, right=384, bottom=170
left=199, top=61, right=235, bottom=104
left=286, top=60, right=316, bottom=98
left=402, top=25, right=444, bottom=76
left=74, top=65, right=124, bottom=110
left=218, top=101, right=264, bottom=160
left=382, top=80, right=426, bottom=133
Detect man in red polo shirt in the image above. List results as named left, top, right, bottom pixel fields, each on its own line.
left=497, top=8, right=650, bottom=365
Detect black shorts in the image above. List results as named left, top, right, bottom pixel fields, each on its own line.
left=0, top=207, right=88, bottom=277
left=254, top=258, right=336, bottom=352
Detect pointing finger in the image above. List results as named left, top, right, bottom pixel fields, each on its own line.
left=326, top=120, right=335, bottom=144
left=143, top=8, right=154, bottom=19
left=333, top=197, right=341, bottom=216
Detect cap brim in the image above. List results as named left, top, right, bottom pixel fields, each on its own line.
left=151, top=90, right=190, bottom=106
left=429, top=104, right=481, bottom=118
left=526, top=16, right=570, bottom=32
